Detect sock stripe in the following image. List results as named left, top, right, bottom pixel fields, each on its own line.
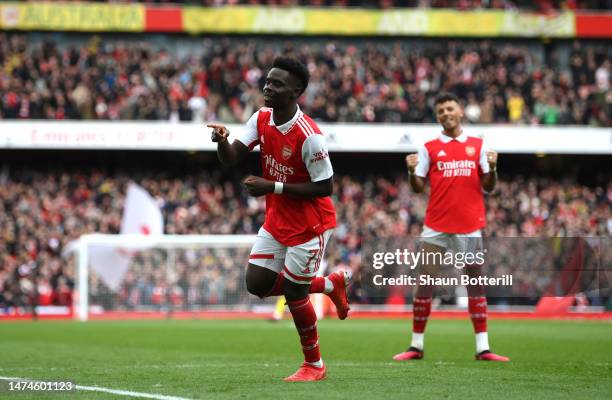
left=299, top=323, right=317, bottom=333
left=303, top=341, right=319, bottom=351
left=287, top=298, right=309, bottom=308
left=289, top=302, right=310, bottom=311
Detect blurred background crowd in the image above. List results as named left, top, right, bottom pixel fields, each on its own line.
left=0, top=2, right=609, bottom=314
left=1, top=33, right=610, bottom=126
left=71, top=0, right=612, bottom=11
left=0, top=163, right=609, bottom=311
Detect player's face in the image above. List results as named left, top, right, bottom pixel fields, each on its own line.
left=263, top=68, right=300, bottom=108
left=436, top=100, right=463, bottom=131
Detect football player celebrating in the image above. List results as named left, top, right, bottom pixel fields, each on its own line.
left=394, top=93, right=509, bottom=363
left=208, top=57, right=351, bottom=381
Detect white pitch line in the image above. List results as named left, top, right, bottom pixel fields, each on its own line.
left=74, top=384, right=193, bottom=400
left=0, top=376, right=193, bottom=400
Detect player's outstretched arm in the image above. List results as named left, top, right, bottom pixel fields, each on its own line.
left=243, top=176, right=333, bottom=198
left=207, top=124, right=249, bottom=166
left=406, top=154, right=426, bottom=193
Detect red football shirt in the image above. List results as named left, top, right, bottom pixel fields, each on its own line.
left=415, top=132, right=490, bottom=233
left=236, top=106, right=336, bottom=246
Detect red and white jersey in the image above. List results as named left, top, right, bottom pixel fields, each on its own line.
left=415, top=132, right=490, bottom=234
left=236, top=106, right=336, bottom=246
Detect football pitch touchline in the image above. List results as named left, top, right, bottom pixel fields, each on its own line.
left=0, top=376, right=193, bottom=400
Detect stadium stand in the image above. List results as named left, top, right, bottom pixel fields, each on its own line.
left=1, top=33, right=609, bottom=125
left=1, top=161, right=609, bottom=310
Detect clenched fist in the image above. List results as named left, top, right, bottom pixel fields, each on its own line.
left=406, top=153, right=419, bottom=173
left=243, top=175, right=274, bottom=197
left=486, top=150, right=498, bottom=169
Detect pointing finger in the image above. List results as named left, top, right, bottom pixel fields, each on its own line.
left=206, top=124, right=226, bottom=129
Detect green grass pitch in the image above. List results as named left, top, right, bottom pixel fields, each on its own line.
left=0, top=319, right=610, bottom=399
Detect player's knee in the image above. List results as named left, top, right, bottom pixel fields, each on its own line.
left=245, top=277, right=268, bottom=298
left=245, top=264, right=275, bottom=298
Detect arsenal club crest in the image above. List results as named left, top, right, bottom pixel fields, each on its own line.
left=465, top=146, right=476, bottom=157
left=282, top=145, right=293, bottom=160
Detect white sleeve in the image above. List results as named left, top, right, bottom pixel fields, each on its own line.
left=302, top=135, right=334, bottom=182
left=479, top=140, right=491, bottom=174
left=414, top=145, right=430, bottom=178
left=234, top=111, right=259, bottom=150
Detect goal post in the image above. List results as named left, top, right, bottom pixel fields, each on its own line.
left=71, top=234, right=328, bottom=321
left=73, top=234, right=255, bottom=321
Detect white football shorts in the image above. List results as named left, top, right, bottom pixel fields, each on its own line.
left=248, top=227, right=333, bottom=284
left=421, top=225, right=483, bottom=254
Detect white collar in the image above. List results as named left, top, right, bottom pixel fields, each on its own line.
left=269, top=105, right=302, bottom=134
left=439, top=131, right=468, bottom=143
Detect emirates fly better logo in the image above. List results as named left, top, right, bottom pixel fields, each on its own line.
left=437, top=160, right=476, bottom=177
left=264, top=154, right=295, bottom=182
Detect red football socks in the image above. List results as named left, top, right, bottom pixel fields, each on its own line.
left=413, top=297, right=432, bottom=333
left=469, top=296, right=488, bottom=333
left=309, top=277, right=326, bottom=293
left=287, top=297, right=321, bottom=363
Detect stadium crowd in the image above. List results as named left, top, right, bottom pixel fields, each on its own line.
left=85, top=0, right=612, bottom=11
left=1, top=34, right=609, bottom=126
left=0, top=168, right=609, bottom=311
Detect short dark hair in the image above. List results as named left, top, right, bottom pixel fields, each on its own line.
left=434, top=92, right=461, bottom=107
left=272, top=56, right=310, bottom=95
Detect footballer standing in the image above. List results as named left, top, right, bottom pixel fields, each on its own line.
left=394, top=93, right=510, bottom=363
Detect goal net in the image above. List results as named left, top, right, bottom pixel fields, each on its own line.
left=69, top=234, right=277, bottom=321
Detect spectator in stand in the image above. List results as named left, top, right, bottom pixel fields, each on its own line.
left=507, top=89, right=526, bottom=124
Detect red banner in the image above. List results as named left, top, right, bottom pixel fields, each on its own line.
left=575, top=13, right=612, bottom=38
left=145, top=7, right=182, bottom=32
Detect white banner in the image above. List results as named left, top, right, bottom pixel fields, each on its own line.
left=0, top=121, right=609, bottom=154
